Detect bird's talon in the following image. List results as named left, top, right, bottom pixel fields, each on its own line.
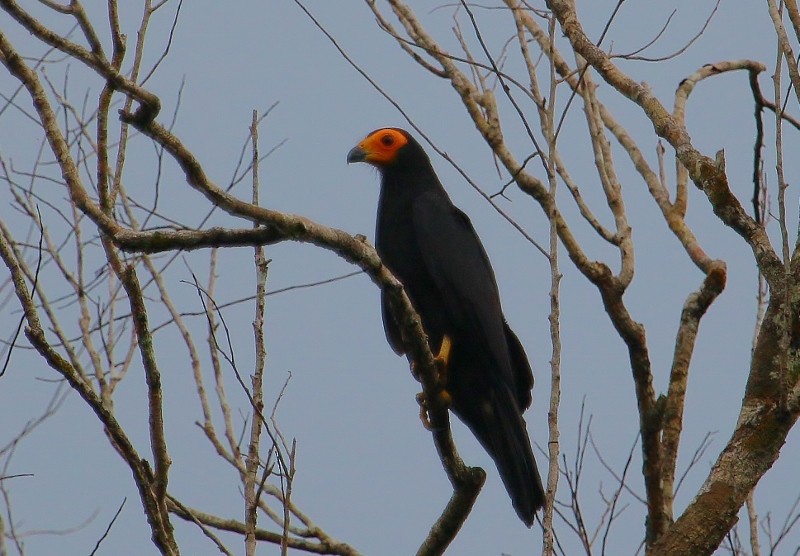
left=416, top=385, right=452, bottom=431
left=416, top=392, right=434, bottom=431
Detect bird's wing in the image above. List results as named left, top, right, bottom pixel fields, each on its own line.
left=503, top=321, right=534, bottom=410
left=381, top=294, right=405, bottom=356
left=411, top=193, right=518, bottom=389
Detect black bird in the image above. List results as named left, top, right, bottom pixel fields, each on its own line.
left=347, top=127, right=544, bottom=526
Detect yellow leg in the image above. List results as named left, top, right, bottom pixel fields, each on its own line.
left=435, top=335, right=451, bottom=375
left=417, top=335, right=453, bottom=430
left=434, top=335, right=452, bottom=404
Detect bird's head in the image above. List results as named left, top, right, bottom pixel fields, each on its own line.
left=346, top=128, right=413, bottom=168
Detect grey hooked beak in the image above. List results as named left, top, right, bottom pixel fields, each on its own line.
left=346, top=145, right=367, bottom=164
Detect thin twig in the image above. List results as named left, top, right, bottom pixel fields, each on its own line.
left=88, top=498, right=127, bottom=556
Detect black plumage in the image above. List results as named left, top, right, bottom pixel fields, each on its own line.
left=347, top=128, right=544, bottom=526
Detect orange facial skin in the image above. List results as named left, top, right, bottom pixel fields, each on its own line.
left=346, top=128, right=409, bottom=167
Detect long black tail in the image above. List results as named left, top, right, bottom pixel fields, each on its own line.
left=465, top=391, right=545, bottom=527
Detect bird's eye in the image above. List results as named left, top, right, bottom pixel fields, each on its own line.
left=380, top=134, right=395, bottom=147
